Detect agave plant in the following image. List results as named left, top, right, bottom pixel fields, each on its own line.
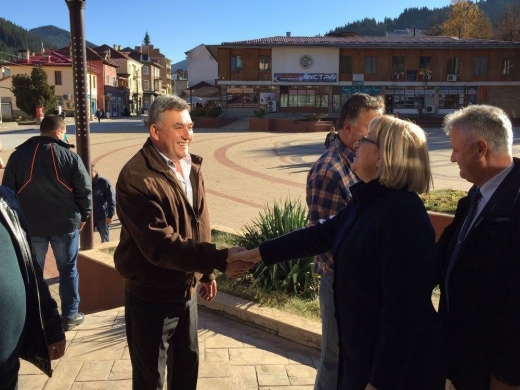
left=238, top=198, right=318, bottom=299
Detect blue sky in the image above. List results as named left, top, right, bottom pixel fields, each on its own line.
left=2, top=0, right=448, bottom=65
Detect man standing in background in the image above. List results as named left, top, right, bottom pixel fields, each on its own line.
left=2, top=115, right=91, bottom=332
left=306, top=93, right=384, bottom=389
left=91, top=164, right=116, bottom=243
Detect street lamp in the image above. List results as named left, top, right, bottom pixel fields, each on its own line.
left=65, top=0, right=93, bottom=249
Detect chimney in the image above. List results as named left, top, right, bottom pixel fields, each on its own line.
left=18, top=49, right=31, bottom=61
left=286, top=32, right=291, bottom=37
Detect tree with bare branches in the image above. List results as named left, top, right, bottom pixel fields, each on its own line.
left=495, top=3, right=520, bottom=41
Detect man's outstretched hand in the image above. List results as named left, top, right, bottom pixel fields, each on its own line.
left=225, top=247, right=262, bottom=279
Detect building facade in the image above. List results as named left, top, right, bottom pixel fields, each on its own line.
left=216, top=35, right=520, bottom=118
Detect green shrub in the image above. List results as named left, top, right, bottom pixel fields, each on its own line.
left=420, top=189, right=467, bottom=214
left=237, top=198, right=318, bottom=299
left=190, top=106, right=222, bottom=118
left=252, top=107, right=266, bottom=118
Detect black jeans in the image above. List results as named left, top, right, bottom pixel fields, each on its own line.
left=125, top=290, right=199, bottom=390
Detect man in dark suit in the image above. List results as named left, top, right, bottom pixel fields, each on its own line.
left=437, top=104, right=520, bottom=390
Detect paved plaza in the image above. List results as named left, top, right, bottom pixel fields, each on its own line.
left=1, top=116, right=519, bottom=389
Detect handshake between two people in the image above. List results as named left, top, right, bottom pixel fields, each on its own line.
left=225, top=246, right=262, bottom=279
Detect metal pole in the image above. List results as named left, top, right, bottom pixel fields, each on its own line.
left=66, top=0, right=93, bottom=250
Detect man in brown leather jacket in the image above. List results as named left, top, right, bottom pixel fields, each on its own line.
left=114, top=95, right=247, bottom=390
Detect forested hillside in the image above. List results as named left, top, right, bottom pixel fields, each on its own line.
left=0, top=18, right=53, bottom=61
left=327, top=0, right=520, bottom=36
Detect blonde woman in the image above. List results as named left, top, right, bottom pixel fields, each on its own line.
left=229, top=116, right=445, bottom=390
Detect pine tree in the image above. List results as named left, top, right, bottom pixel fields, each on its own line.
left=143, top=31, right=151, bottom=45
left=11, top=65, right=56, bottom=118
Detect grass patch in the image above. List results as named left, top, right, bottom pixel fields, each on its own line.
left=420, top=188, right=467, bottom=214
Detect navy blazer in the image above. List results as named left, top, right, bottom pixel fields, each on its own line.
left=261, top=180, right=444, bottom=390
left=436, top=158, right=520, bottom=390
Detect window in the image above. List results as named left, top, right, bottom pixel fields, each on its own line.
left=392, top=56, right=405, bottom=74
left=339, top=56, right=352, bottom=74
left=259, top=56, right=271, bottom=73
left=112, top=77, right=116, bottom=87
left=142, top=66, right=149, bottom=76
left=502, top=57, right=514, bottom=75
left=473, top=57, right=487, bottom=75
left=231, top=56, right=243, bottom=74
left=105, top=75, right=109, bottom=85
left=280, top=86, right=328, bottom=108
left=92, top=75, right=96, bottom=88
left=419, top=56, right=431, bottom=73
left=143, top=80, right=149, bottom=91
left=55, top=71, right=62, bottom=85
left=446, top=56, right=460, bottom=75
left=364, top=56, right=377, bottom=74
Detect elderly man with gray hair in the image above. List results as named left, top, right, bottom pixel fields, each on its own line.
left=114, top=94, right=248, bottom=390
left=436, top=104, right=520, bottom=390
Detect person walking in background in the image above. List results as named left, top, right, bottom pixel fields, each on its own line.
left=229, top=116, right=445, bottom=390
left=114, top=95, right=248, bottom=390
left=1, top=115, right=92, bottom=332
left=306, top=93, right=384, bottom=390
left=436, top=105, right=520, bottom=390
left=0, top=186, right=66, bottom=390
left=95, top=109, right=102, bottom=123
left=324, top=126, right=337, bottom=148
left=91, top=164, right=116, bottom=243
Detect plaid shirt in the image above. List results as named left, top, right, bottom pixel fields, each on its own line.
left=306, top=137, right=358, bottom=275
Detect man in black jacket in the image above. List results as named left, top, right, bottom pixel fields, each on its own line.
left=2, top=115, right=92, bottom=332
left=91, top=165, right=115, bottom=242
left=0, top=186, right=65, bottom=390
left=437, top=105, right=520, bottom=390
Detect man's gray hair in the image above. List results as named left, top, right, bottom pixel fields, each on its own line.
left=443, top=104, right=513, bottom=156
left=147, top=95, right=190, bottom=127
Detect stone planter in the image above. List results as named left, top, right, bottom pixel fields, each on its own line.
left=428, top=211, right=454, bottom=241
left=249, top=118, right=273, bottom=131
left=193, top=117, right=238, bottom=128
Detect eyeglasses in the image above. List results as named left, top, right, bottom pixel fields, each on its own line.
left=357, top=135, right=378, bottom=146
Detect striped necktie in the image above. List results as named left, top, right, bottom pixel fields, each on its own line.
left=444, top=187, right=482, bottom=310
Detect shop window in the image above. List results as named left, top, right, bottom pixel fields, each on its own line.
left=55, top=71, right=62, bottom=85
left=339, top=56, right=352, bottom=74
left=365, top=56, right=377, bottom=74
left=439, top=87, right=466, bottom=109
left=231, top=56, right=243, bottom=74
left=392, top=56, right=405, bottom=74
left=446, top=56, right=460, bottom=75
left=473, top=57, right=487, bottom=75
left=259, top=56, right=271, bottom=73
left=502, top=57, right=514, bottom=75
left=419, top=56, right=431, bottom=73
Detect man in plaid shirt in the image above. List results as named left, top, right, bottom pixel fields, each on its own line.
left=306, top=93, right=385, bottom=390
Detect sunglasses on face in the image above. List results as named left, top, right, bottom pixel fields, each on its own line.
left=357, top=135, right=378, bottom=146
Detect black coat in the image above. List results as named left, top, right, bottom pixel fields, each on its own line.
left=436, top=158, right=520, bottom=390
left=260, top=180, right=445, bottom=390
left=1, top=136, right=91, bottom=236
left=0, top=187, right=65, bottom=377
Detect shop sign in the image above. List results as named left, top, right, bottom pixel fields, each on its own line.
left=273, top=73, right=337, bottom=83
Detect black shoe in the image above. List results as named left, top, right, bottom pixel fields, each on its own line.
left=63, top=312, right=85, bottom=331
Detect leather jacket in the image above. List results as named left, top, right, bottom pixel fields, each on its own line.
left=0, top=186, right=65, bottom=377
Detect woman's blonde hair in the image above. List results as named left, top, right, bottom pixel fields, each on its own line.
left=370, top=115, right=432, bottom=194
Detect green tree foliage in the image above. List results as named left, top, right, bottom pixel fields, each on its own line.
left=442, top=0, right=493, bottom=38
left=143, top=31, right=151, bottom=45
left=11, top=66, right=56, bottom=118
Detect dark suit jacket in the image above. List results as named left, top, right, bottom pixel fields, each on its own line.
left=436, top=158, right=520, bottom=390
